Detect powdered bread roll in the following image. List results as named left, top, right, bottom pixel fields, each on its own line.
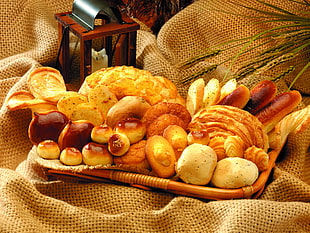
left=176, top=144, right=217, bottom=185
left=211, top=157, right=259, bottom=189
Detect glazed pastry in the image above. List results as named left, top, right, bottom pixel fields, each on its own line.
left=59, top=147, right=83, bottom=166
left=82, top=142, right=113, bottom=166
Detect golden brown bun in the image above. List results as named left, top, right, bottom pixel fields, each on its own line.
left=113, top=140, right=149, bottom=170
left=82, top=142, right=113, bottom=166
left=163, top=125, right=188, bottom=160
left=142, top=101, right=191, bottom=127
left=146, top=114, right=186, bottom=138
left=145, top=135, right=176, bottom=178
left=91, top=124, right=113, bottom=144
left=189, top=105, right=269, bottom=151
left=59, top=147, right=83, bottom=166
left=254, top=90, right=302, bottom=133
left=216, top=85, right=250, bottom=109
left=108, top=132, right=130, bottom=156
left=187, top=129, right=210, bottom=146
left=36, top=140, right=60, bottom=159
left=244, top=80, right=277, bottom=114
left=79, top=66, right=185, bottom=106
left=114, top=118, right=146, bottom=144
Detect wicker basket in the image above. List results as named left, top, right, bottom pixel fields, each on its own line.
left=38, top=147, right=280, bottom=200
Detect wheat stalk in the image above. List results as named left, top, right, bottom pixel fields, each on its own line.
left=181, top=0, right=310, bottom=89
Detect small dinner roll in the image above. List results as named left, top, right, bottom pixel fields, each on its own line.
left=91, top=124, right=113, bottom=144
left=211, top=157, right=259, bottom=189
left=59, top=147, right=83, bottom=166
left=82, top=142, right=113, bottom=166
left=187, top=129, right=210, bottom=145
left=114, top=118, right=146, bottom=144
left=176, top=144, right=217, bottom=185
left=108, top=132, right=130, bottom=156
left=37, top=140, right=60, bottom=159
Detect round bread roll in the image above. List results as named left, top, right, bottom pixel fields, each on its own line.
left=91, top=124, right=113, bottom=144
left=82, top=142, right=113, bottom=166
left=146, top=114, right=186, bottom=138
left=79, top=66, right=185, bottom=106
left=114, top=140, right=149, bottom=170
left=176, top=144, right=217, bottom=185
left=187, top=129, right=210, bottom=145
left=108, top=132, right=130, bottom=156
left=145, top=135, right=176, bottom=178
left=59, top=147, right=83, bottom=166
left=37, top=140, right=60, bottom=159
left=114, top=118, right=146, bottom=144
left=211, top=157, right=259, bottom=189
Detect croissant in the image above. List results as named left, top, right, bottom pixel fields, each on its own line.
left=224, top=135, right=245, bottom=158
left=208, top=136, right=226, bottom=161
left=189, top=105, right=269, bottom=151
left=244, top=146, right=269, bottom=171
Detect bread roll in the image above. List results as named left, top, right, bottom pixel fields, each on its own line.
left=163, top=125, right=188, bottom=160
left=217, top=85, right=250, bottom=108
left=114, top=118, right=146, bottom=144
left=145, top=135, right=176, bottom=178
left=176, top=144, right=217, bottom=185
left=37, top=140, right=60, bottom=159
left=187, top=129, right=210, bottom=146
left=255, top=90, right=302, bottom=133
left=211, top=157, right=259, bottom=189
left=244, top=80, right=277, bottom=114
left=59, top=147, right=83, bottom=166
left=108, top=132, right=130, bottom=156
left=79, top=66, right=185, bottom=106
left=91, top=124, right=113, bottom=144
left=82, top=142, right=113, bottom=166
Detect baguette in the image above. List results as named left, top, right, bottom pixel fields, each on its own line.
left=255, top=90, right=302, bottom=133
left=216, top=85, right=250, bottom=108
left=244, top=80, right=277, bottom=114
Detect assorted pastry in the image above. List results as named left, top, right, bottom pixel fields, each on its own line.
left=6, top=66, right=310, bottom=189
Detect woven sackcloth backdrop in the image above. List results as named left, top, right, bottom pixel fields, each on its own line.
left=0, top=0, right=310, bottom=232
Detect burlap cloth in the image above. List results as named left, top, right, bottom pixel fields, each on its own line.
left=0, top=0, right=309, bottom=232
